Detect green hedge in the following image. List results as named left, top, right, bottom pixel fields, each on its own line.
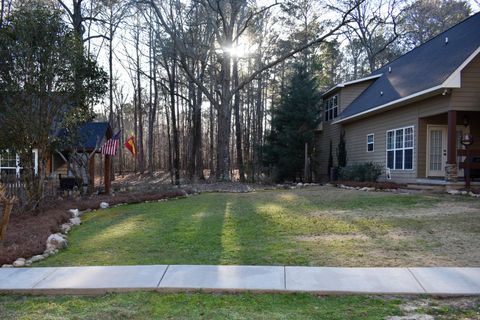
left=338, top=162, right=383, bottom=182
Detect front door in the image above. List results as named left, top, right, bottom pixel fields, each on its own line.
left=427, top=125, right=470, bottom=178
left=427, top=125, right=447, bottom=177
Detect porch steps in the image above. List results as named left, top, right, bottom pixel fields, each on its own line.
left=406, top=179, right=480, bottom=192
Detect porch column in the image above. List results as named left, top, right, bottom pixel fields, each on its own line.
left=88, top=154, right=95, bottom=194
left=446, top=110, right=457, bottom=181
left=104, top=154, right=111, bottom=194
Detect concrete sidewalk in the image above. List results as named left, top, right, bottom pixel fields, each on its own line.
left=0, top=265, right=479, bottom=295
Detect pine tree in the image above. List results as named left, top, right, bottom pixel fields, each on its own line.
left=337, top=130, right=347, bottom=168
left=263, top=64, right=321, bottom=182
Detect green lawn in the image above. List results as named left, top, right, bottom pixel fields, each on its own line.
left=8, top=187, right=480, bottom=319
left=0, top=293, right=402, bottom=320
left=2, top=293, right=479, bottom=319
left=37, top=186, right=480, bottom=267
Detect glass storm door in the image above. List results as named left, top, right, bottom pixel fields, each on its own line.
left=427, top=126, right=447, bottom=177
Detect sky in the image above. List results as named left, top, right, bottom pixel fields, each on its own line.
left=88, top=0, right=480, bottom=114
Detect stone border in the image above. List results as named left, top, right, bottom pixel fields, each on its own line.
left=446, top=189, right=480, bottom=198
left=332, top=183, right=399, bottom=193
left=1, top=204, right=101, bottom=268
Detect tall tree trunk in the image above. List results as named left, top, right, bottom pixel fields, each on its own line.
left=164, top=94, right=174, bottom=184
left=216, top=34, right=233, bottom=181
left=194, top=85, right=204, bottom=180
left=147, top=23, right=157, bottom=174
left=167, top=54, right=180, bottom=184
left=135, top=24, right=145, bottom=173
left=232, top=57, right=245, bottom=182
left=133, top=90, right=138, bottom=172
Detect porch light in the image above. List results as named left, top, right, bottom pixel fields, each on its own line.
left=461, top=133, right=474, bottom=147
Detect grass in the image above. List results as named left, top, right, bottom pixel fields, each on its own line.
left=37, top=186, right=480, bottom=267
left=2, top=293, right=479, bottom=319
left=6, top=187, right=480, bottom=319
left=0, top=292, right=404, bottom=319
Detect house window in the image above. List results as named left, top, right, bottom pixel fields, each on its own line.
left=0, top=149, right=38, bottom=175
left=0, top=150, right=18, bottom=173
left=324, top=94, right=338, bottom=121
left=367, top=134, right=374, bottom=152
left=386, top=126, right=414, bottom=170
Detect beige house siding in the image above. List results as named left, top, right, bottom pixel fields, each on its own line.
left=342, top=95, right=451, bottom=182
left=451, top=53, right=480, bottom=111
left=339, top=81, right=376, bottom=113
left=315, top=53, right=479, bottom=183
left=315, top=81, right=374, bottom=181
left=315, top=121, right=342, bottom=181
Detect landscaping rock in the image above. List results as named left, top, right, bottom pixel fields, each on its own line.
left=13, top=258, right=26, bottom=267
left=30, top=255, right=45, bottom=263
left=46, top=233, right=68, bottom=252
left=69, top=217, right=81, bottom=226
left=1, top=264, right=13, bottom=268
left=447, top=189, right=460, bottom=195
left=386, top=315, right=434, bottom=320
left=100, top=202, right=109, bottom=209
left=69, top=209, right=80, bottom=217
left=25, top=260, right=32, bottom=266
left=60, top=223, right=72, bottom=233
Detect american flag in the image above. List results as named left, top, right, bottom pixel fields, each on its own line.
left=101, top=131, right=120, bottom=155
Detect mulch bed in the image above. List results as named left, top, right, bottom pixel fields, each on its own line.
left=0, top=189, right=193, bottom=265
left=335, top=180, right=406, bottom=190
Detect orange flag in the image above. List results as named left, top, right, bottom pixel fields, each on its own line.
left=125, top=136, right=136, bottom=156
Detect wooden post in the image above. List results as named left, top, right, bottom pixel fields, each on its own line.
left=446, top=110, right=457, bottom=181
left=88, top=154, right=95, bottom=194
left=104, top=154, right=111, bottom=194
left=0, top=200, right=14, bottom=241
left=465, top=147, right=471, bottom=190
left=304, top=142, right=308, bottom=182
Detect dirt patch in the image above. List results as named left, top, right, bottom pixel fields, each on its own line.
left=296, top=234, right=370, bottom=241
left=387, top=296, right=480, bottom=320
left=110, top=171, right=275, bottom=193
left=0, top=189, right=193, bottom=265
left=310, top=199, right=480, bottom=219
left=0, top=208, right=69, bottom=266
left=335, top=180, right=407, bottom=190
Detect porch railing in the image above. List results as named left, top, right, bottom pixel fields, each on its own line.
left=0, top=172, right=23, bottom=199
left=458, top=148, right=480, bottom=188
left=0, top=172, right=60, bottom=202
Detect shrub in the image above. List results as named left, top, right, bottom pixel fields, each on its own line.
left=338, top=162, right=383, bottom=182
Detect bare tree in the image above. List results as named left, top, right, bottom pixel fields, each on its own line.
left=344, top=0, right=404, bottom=72
left=143, top=0, right=360, bottom=181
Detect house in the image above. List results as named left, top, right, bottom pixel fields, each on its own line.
left=0, top=122, right=113, bottom=193
left=316, top=13, right=480, bottom=184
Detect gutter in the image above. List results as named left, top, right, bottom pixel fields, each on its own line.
left=322, top=74, right=383, bottom=97
left=333, top=46, right=480, bottom=124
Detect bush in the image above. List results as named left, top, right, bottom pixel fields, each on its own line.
left=338, top=162, right=383, bottom=182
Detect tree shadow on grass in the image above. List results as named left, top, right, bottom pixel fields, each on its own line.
left=220, top=194, right=312, bottom=266
left=38, top=195, right=229, bottom=266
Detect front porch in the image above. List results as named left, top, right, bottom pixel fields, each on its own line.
left=418, top=110, right=480, bottom=187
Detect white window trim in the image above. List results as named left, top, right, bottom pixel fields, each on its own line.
left=385, top=126, right=415, bottom=171
left=366, top=133, right=374, bottom=152
left=324, top=94, right=339, bottom=122
left=0, top=149, right=39, bottom=176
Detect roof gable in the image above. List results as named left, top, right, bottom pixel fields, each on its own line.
left=57, top=122, right=111, bottom=151
left=337, top=12, right=480, bottom=123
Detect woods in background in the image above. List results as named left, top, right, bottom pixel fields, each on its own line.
left=0, top=0, right=474, bottom=186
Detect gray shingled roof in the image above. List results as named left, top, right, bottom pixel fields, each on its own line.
left=337, top=12, right=480, bottom=122
left=57, top=122, right=111, bottom=150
